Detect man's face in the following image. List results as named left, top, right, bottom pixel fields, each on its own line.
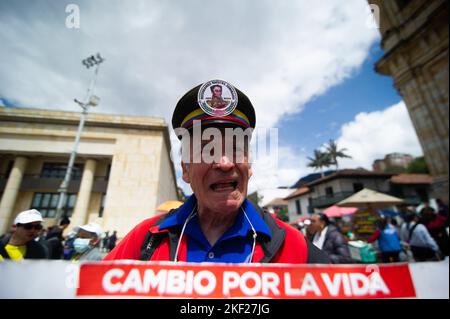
left=77, top=229, right=99, bottom=246
left=212, top=86, right=222, bottom=98
left=14, top=222, right=42, bottom=242
left=309, top=214, right=323, bottom=233
left=182, top=133, right=252, bottom=214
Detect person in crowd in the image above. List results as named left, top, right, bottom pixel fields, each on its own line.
left=71, top=222, right=104, bottom=261
left=35, top=226, right=50, bottom=258
left=108, top=230, right=117, bottom=252
left=102, top=231, right=110, bottom=252
left=400, top=212, right=441, bottom=262
left=295, top=219, right=312, bottom=239
left=62, top=230, right=77, bottom=260
left=45, top=217, right=71, bottom=259
left=436, top=198, right=448, bottom=220
left=309, top=213, right=353, bottom=264
left=0, top=209, right=48, bottom=260
left=420, top=205, right=449, bottom=257
left=367, top=216, right=402, bottom=263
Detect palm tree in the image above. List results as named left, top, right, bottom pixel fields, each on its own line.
left=325, top=139, right=352, bottom=171
left=307, top=149, right=332, bottom=178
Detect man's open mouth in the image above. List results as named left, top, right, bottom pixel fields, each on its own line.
left=210, top=181, right=238, bottom=192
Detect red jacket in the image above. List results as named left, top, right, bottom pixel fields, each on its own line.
left=104, top=211, right=329, bottom=264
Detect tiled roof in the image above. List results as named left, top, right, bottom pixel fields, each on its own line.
left=263, top=198, right=289, bottom=207
left=390, top=174, right=433, bottom=184
left=305, top=169, right=393, bottom=187
left=284, top=187, right=311, bottom=200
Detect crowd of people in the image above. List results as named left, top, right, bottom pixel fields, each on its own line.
left=0, top=199, right=448, bottom=264
left=0, top=209, right=117, bottom=262
left=295, top=199, right=449, bottom=264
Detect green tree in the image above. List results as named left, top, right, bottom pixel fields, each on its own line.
left=384, top=166, right=407, bottom=174
left=307, top=149, right=332, bottom=178
left=407, top=156, right=430, bottom=174
left=275, top=206, right=289, bottom=222
left=325, top=139, right=352, bottom=170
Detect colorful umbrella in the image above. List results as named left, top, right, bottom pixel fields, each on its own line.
left=322, top=205, right=358, bottom=218
left=292, top=216, right=311, bottom=225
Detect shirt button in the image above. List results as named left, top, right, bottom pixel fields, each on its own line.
left=208, top=252, right=215, bottom=259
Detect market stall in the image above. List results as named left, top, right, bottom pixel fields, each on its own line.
left=337, top=188, right=404, bottom=263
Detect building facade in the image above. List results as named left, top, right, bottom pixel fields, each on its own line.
left=372, top=153, right=414, bottom=172
left=0, top=106, right=178, bottom=238
left=369, top=0, right=449, bottom=203
left=284, top=169, right=433, bottom=223
left=284, top=187, right=312, bottom=223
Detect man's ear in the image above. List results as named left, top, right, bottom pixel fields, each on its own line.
left=248, top=163, right=253, bottom=179
left=181, top=162, right=191, bottom=184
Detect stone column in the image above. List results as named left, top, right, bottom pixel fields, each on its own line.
left=70, top=159, right=97, bottom=229
left=0, top=156, right=28, bottom=234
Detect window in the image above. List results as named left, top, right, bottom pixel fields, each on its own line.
left=105, top=164, right=111, bottom=181
left=99, top=193, right=106, bottom=218
left=325, top=187, right=334, bottom=198
left=295, top=200, right=301, bottom=215
left=308, top=198, right=314, bottom=214
left=353, top=183, right=364, bottom=193
left=40, top=163, right=83, bottom=180
left=5, top=161, right=13, bottom=179
left=30, top=192, right=77, bottom=218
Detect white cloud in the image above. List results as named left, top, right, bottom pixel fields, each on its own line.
left=0, top=0, right=383, bottom=197
left=336, top=101, right=423, bottom=169
left=0, top=0, right=379, bottom=129
left=250, top=143, right=310, bottom=194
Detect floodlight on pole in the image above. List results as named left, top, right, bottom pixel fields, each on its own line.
left=54, top=53, right=105, bottom=224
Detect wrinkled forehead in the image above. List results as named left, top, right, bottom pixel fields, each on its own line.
left=182, top=126, right=252, bottom=145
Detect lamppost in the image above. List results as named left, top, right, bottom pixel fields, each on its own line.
left=54, top=53, right=105, bottom=223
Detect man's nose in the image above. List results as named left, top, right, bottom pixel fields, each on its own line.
left=214, top=155, right=235, bottom=170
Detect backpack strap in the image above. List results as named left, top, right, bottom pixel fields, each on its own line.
left=0, top=236, right=11, bottom=259
left=0, top=244, right=10, bottom=259
left=248, top=200, right=288, bottom=263
left=139, top=202, right=294, bottom=263
left=139, top=209, right=179, bottom=261
left=408, top=223, right=420, bottom=242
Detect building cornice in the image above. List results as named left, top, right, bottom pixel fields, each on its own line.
left=0, top=106, right=167, bottom=131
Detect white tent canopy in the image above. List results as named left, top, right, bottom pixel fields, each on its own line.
left=337, top=188, right=404, bottom=209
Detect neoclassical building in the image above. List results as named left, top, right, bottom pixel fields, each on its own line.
left=0, top=106, right=178, bottom=238
left=369, top=0, right=449, bottom=203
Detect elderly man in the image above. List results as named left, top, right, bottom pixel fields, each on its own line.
left=0, top=209, right=48, bottom=260
left=105, top=79, right=329, bottom=264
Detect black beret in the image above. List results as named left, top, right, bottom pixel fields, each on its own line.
left=171, top=80, right=256, bottom=138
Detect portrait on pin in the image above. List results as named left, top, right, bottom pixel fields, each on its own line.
left=206, top=84, right=231, bottom=110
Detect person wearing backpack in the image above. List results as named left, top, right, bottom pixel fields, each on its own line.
left=368, top=216, right=402, bottom=263
left=400, top=212, right=441, bottom=262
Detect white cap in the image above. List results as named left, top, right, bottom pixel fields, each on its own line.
left=75, top=222, right=103, bottom=237
left=14, top=209, right=43, bottom=225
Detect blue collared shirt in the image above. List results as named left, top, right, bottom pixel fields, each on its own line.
left=159, top=195, right=271, bottom=263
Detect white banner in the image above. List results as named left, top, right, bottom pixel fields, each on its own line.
left=0, top=259, right=448, bottom=299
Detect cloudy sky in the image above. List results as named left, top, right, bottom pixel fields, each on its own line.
left=0, top=0, right=423, bottom=195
